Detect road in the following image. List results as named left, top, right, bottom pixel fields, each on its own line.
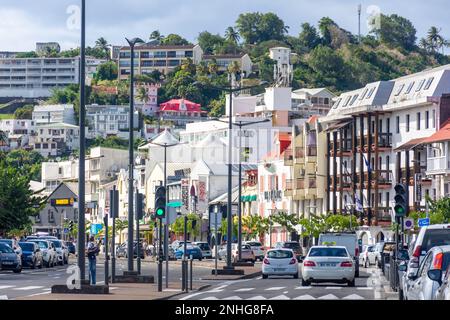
left=0, top=255, right=222, bottom=300
left=175, top=266, right=398, bottom=300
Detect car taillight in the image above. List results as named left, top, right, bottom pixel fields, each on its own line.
left=413, top=246, right=421, bottom=258
left=341, top=261, right=353, bottom=267
left=303, top=260, right=316, bottom=267
left=433, top=253, right=443, bottom=270
left=289, top=258, right=297, bottom=264
left=355, top=247, right=359, bottom=257
left=263, top=258, right=270, bottom=265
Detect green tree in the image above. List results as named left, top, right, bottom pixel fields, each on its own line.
left=95, top=37, right=110, bottom=61
left=149, top=30, right=164, bottom=42
left=4, top=149, right=45, bottom=181
left=225, top=26, right=240, bottom=44
left=14, top=104, right=34, bottom=119
left=271, top=212, right=299, bottom=233
left=318, top=17, right=337, bottom=46
left=15, top=51, right=39, bottom=58
left=208, top=95, right=225, bottom=117
left=94, top=61, right=118, bottom=81
left=426, top=26, right=445, bottom=53
left=161, top=34, right=190, bottom=46
left=197, top=31, right=224, bottom=54
left=0, top=165, right=46, bottom=234
left=371, top=14, right=417, bottom=50
left=298, top=22, right=321, bottom=51
left=236, top=12, right=288, bottom=44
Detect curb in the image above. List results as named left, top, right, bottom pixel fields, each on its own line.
left=156, top=284, right=212, bottom=300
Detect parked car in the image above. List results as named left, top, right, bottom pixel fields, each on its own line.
left=244, top=241, right=265, bottom=261
left=18, top=242, right=43, bottom=269
left=274, top=241, right=302, bottom=262
left=436, top=265, right=450, bottom=300
left=27, top=239, right=57, bottom=268
left=403, top=245, right=450, bottom=300
left=175, top=244, right=203, bottom=260
left=407, top=224, right=450, bottom=278
left=0, top=243, right=22, bottom=273
left=262, top=248, right=298, bottom=279
left=359, top=245, right=377, bottom=267
left=173, top=241, right=191, bottom=250
left=66, top=241, right=76, bottom=255
left=396, top=248, right=410, bottom=300
left=49, top=240, right=69, bottom=265
left=301, top=245, right=355, bottom=287
left=193, top=242, right=212, bottom=259
left=116, top=241, right=145, bottom=259
left=0, top=239, right=22, bottom=256
left=213, top=244, right=228, bottom=260
left=318, top=232, right=360, bottom=277
left=231, top=243, right=255, bottom=263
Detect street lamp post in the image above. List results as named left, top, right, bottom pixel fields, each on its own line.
left=77, top=0, right=86, bottom=282
left=125, top=37, right=144, bottom=273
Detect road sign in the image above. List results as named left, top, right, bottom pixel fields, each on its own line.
left=167, top=201, right=182, bottom=208
left=63, top=228, right=69, bottom=234
left=90, top=223, right=102, bottom=235
left=404, top=218, right=414, bottom=230
left=418, top=218, right=430, bottom=227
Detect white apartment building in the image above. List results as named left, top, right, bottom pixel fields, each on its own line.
left=0, top=118, right=36, bottom=149
left=32, top=104, right=76, bottom=125
left=85, top=104, right=138, bottom=139
left=31, top=122, right=79, bottom=157
left=0, top=57, right=79, bottom=98
left=118, top=44, right=203, bottom=78
left=201, top=53, right=253, bottom=76
left=321, top=64, right=450, bottom=244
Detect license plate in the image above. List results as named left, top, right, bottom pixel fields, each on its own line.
left=2, top=261, right=14, bottom=265
left=320, top=263, right=336, bottom=267
left=274, top=268, right=286, bottom=272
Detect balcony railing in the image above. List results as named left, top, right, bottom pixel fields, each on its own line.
left=427, top=156, right=450, bottom=172
left=296, top=178, right=305, bottom=189
left=295, top=147, right=304, bottom=159
left=307, top=145, right=317, bottom=157
left=284, top=148, right=293, bottom=162
left=285, top=179, right=293, bottom=191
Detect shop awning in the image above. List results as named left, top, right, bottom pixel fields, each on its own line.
left=240, top=195, right=257, bottom=202
left=394, top=137, right=430, bottom=151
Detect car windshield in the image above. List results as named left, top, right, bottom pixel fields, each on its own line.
left=283, top=242, right=300, bottom=249
left=422, top=230, right=450, bottom=252
left=51, top=241, right=62, bottom=248
left=247, top=242, right=262, bottom=247
left=195, top=243, right=210, bottom=250
left=0, top=239, right=13, bottom=246
left=267, top=250, right=293, bottom=259
left=309, top=247, right=348, bottom=257
left=0, top=243, right=14, bottom=253
left=32, top=241, right=48, bottom=249
left=19, top=243, right=35, bottom=251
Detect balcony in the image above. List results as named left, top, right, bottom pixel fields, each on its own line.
left=295, top=147, right=304, bottom=160
left=357, top=133, right=393, bottom=152
left=284, top=148, right=293, bottom=165
left=372, top=170, right=393, bottom=189
left=284, top=179, right=293, bottom=196
left=296, top=178, right=305, bottom=189
left=426, top=156, right=450, bottom=174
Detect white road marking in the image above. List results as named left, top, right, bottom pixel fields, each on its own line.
left=0, top=285, right=15, bottom=290
left=247, top=295, right=267, bottom=300
left=223, top=296, right=243, bottom=300
left=201, top=296, right=219, bottom=300
left=0, top=295, right=8, bottom=300
left=163, top=289, right=179, bottom=292
left=293, top=294, right=316, bottom=300
left=265, top=287, right=285, bottom=291
left=342, top=294, right=365, bottom=300
left=317, top=294, right=339, bottom=300
left=269, top=294, right=290, bottom=300
left=325, top=287, right=342, bottom=290
left=294, top=286, right=312, bottom=290
left=179, top=292, right=206, bottom=300
left=13, top=286, right=44, bottom=291
left=234, top=288, right=254, bottom=292
left=357, top=287, right=374, bottom=290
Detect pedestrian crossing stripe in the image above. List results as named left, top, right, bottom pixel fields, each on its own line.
left=293, top=294, right=315, bottom=300
left=269, top=295, right=290, bottom=300
left=342, top=294, right=365, bottom=300
left=12, top=286, right=44, bottom=291
left=0, top=285, right=14, bottom=290
left=317, top=294, right=339, bottom=299
left=223, top=296, right=243, bottom=300
left=198, top=294, right=367, bottom=300
left=264, top=287, right=285, bottom=291
left=234, top=288, right=254, bottom=292
left=0, top=295, right=8, bottom=300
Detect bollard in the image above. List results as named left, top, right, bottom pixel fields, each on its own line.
left=181, top=256, right=185, bottom=291
left=190, top=255, right=193, bottom=291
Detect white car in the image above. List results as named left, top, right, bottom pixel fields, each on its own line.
left=301, top=245, right=356, bottom=287
left=359, top=245, right=377, bottom=267
left=244, top=241, right=265, bottom=261
left=403, top=245, right=450, bottom=300
left=262, top=248, right=298, bottom=279
left=49, top=240, right=69, bottom=265
left=28, top=239, right=57, bottom=268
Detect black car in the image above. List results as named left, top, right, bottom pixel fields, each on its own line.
left=0, top=243, right=22, bottom=273
left=116, top=241, right=145, bottom=259
left=67, top=242, right=76, bottom=255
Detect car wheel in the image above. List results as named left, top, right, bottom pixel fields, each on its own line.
left=199, top=258, right=202, bottom=261
left=31, top=259, right=36, bottom=269
left=13, top=267, right=22, bottom=273
left=375, top=258, right=379, bottom=268
left=348, top=279, right=355, bottom=287
left=262, top=274, right=268, bottom=279
left=301, top=278, right=310, bottom=286
left=293, top=272, right=299, bottom=279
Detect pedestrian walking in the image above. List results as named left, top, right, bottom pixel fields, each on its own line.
left=86, top=236, right=99, bottom=285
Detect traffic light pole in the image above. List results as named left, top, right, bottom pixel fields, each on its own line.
left=104, top=214, right=109, bottom=286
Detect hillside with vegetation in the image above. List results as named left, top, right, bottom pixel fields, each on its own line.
left=45, top=12, right=450, bottom=117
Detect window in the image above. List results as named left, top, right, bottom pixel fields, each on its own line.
left=359, top=88, right=368, bottom=100
left=416, top=79, right=425, bottom=91
left=386, top=192, right=390, bottom=207
left=342, top=96, right=352, bottom=107
left=349, top=94, right=359, bottom=106
left=432, top=110, right=436, bottom=128
left=406, top=114, right=410, bottom=132
left=387, top=118, right=390, bottom=133
left=417, top=112, right=421, bottom=130
left=332, top=98, right=342, bottom=109
left=386, top=155, right=390, bottom=170
left=395, top=84, right=405, bottom=96
left=425, top=111, right=430, bottom=129
left=58, top=167, right=62, bottom=175
left=396, top=116, right=400, bottom=133
left=48, top=210, right=55, bottom=223
left=424, top=77, right=434, bottom=90
left=405, top=82, right=415, bottom=94
left=366, top=87, right=375, bottom=99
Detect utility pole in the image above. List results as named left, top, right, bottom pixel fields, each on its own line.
left=358, top=4, right=362, bottom=44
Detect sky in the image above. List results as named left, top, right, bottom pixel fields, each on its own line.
left=1, top=0, right=449, bottom=51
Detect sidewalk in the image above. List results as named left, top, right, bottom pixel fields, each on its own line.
left=15, top=282, right=209, bottom=300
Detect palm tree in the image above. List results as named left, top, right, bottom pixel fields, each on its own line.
left=136, top=86, right=149, bottom=104
left=208, top=60, right=219, bottom=75
left=225, top=26, right=240, bottom=44
left=95, top=37, right=110, bottom=60
left=149, top=30, right=164, bottom=42
left=427, top=26, right=444, bottom=53
left=419, top=38, right=430, bottom=52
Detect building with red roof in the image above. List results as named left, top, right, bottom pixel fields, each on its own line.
left=157, top=98, right=207, bottom=126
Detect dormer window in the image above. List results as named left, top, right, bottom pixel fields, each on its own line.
left=342, top=96, right=352, bottom=107
left=424, top=77, right=434, bottom=90
left=416, top=79, right=425, bottom=92
left=332, top=98, right=342, bottom=109
left=394, top=84, right=405, bottom=96
left=366, top=87, right=375, bottom=99
left=405, top=81, right=415, bottom=94
left=349, top=94, right=359, bottom=106
left=359, top=88, right=368, bottom=100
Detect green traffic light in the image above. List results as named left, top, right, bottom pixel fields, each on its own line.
left=394, top=206, right=405, bottom=214
left=156, top=208, right=165, bottom=216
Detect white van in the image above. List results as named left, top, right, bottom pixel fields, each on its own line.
left=318, top=232, right=360, bottom=277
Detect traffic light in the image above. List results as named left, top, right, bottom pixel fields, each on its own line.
left=394, top=183, right=407, bottom=217
left=154, top=186, right=166, bottom=219
left=68, top=220, right=74, bottom=232
left=136, top=192, right=144, bottom=220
